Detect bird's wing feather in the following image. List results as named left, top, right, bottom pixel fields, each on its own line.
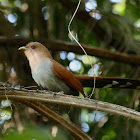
left=52, top=60, right=85, bottom=97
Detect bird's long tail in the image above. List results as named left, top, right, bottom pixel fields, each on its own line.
left=75, top=76, right=140, bottom=90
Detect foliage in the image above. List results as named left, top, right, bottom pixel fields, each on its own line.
left=1, top=125, right=68, bottom=140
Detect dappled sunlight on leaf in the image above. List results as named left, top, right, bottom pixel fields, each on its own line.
left=113, top=0, right=126, bottom=15
left=82, top=55, right=97, bottom=65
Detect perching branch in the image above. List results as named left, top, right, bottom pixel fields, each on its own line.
left=0, top=85, right=92, bottom=140
left=0, top=37, right=140, bottom=65
left=0, top=86, right=140, bottom=121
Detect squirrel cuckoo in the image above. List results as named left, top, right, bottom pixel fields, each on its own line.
left=19, top=42, right=140, bottom=97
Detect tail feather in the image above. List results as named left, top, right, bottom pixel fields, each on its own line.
left=75, top=76, right=140, bottom=90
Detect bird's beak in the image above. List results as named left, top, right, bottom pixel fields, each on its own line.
left=18, top=46, right=27, bottom=51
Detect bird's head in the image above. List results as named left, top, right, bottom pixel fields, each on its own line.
left=18, top=42, right=53, bottom=59
left=18, top=42, right=53, bottom=69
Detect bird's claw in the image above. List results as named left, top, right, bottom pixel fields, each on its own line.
left=57, top=91, right=64, bottom=95
left=52, top=91, right=64, bottom=98
left=36, top=89, right=40, bottom=93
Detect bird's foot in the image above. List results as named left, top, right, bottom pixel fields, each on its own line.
left=52, top=92, right=56, bottom=98
left=52, top=91, right=64, bottom=98
left=57, top=91, right=64, bottom=95
left=36, top=89, right=41, bottom=93
left=38, top=89, right=54, bottom=94
left=35, top=89, right=46, bottom=93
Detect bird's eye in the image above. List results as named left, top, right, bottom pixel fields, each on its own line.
left=31, top=46, right=36, bottom=49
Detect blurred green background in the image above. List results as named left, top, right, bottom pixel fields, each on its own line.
left=0, top=0, right=140, bottom=139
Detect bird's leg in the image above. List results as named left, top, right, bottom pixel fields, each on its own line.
left=36, top=87, right=51, bottom=94
left=52, top=91, right=64, bottom=98
left=43, top=89, right=55, bottom=94
left=52, top=92, right=56, bottom=98
left=35, top=85, right=43, bottom=93
left=36, top=89, right=41, bottom=93
left=57, top=91, right=64, bottom=95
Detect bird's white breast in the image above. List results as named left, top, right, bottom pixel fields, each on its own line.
left=31, top=59, right=70, bottom=93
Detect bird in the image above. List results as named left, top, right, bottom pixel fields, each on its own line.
left=19, top=42, right=140, bottom=97
left=18, top=42, right=86, bottom=97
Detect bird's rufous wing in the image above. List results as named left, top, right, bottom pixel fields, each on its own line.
left=52, top=60, right=85, bottom=97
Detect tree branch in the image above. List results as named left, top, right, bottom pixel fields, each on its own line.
left=0, top=86, right=140, bottom=121
left=57, top=0, right=105, bottom=39
left=0, top=37, right=140, bottom=65
left=0, top=85, right=92, bottom=140
left=57, top=0, right=139, bottom=54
